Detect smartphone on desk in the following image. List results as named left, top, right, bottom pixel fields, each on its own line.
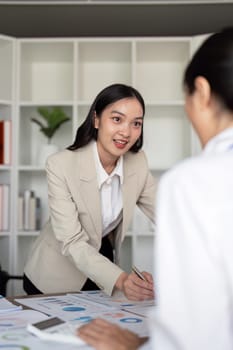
left=27, top=316, right=85, bottom=345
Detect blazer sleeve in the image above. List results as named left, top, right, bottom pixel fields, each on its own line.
left=45, top=153, right=123, bottom=296
left=136, top=151, right=157, bottom=224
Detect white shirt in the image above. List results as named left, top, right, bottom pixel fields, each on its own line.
left=93, top=142, right=123, bottom=237
left=142, top=127, right=233, bottom=350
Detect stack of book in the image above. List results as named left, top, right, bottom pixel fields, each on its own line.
left=0, top=184, right=10, bottom=231
left=18, top=190, right=41, bottom=231
left=0, top=120, right=11, bottom=165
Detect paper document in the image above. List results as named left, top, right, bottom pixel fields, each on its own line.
left=0, top=295, right=22, bottom=314
left=15, top=293, right=151, bottom=337
left=15, top=294, right=107, bottom=321
left=70, top=290, right=155, bottom=309
left=0, top=309, right=48, bottom=331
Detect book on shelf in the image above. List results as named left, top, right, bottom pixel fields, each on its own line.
left=18, top=196, right=24, bottom=230
left=2, top=185, right=9, bottom=231
left=0, top=122, right=3, bottom=164
left=29, top=197, right=41, bottom=230
left=18, top=190, right=41, bottom=231
left=0, top=120, right=12, bottom=165
left=24, top=190, right=34, bottom=230
left=0, top=184, right=10, bottom=231
left=35, top=197, right=41, bottom=230
left=0, top=186, right=2, bottom=230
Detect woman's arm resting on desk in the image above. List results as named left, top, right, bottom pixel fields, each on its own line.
left=78, top=318, right=148, bottom=350
left=115, top=271, right=154, bottom=301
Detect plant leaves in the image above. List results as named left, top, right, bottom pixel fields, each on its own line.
left=31, top=107, right=71, bottom=141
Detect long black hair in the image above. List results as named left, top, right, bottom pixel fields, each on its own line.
left=67, top=83, right=145, bottom=153
left=184, top=27, right=233, bottom=112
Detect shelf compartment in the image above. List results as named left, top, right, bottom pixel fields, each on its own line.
left=0, top=38, right=13, bottom=102
left=143, top=105, right=191, bottom=170
left=18, top=106, right=73, bottom=166
left=133, top=236, right=154, bottom=275
left=0, top=236, right=10, bottom=271
left=0, top=169, right=11, bottom=183
left=0, top=104, right=13, bottom=120
left=16, top=236, right=38, bottom=274
left=17, top=231, right=39, bottom=236
left=77, top=105, right=90, bottom=128
left=14, top=236, right=37, bottom=293
left=18, top=171, right=48, bottom=230
left=119, top=236, right=133, bottom=274
left=135, top=40, right=190, bottom=101
left=19, top=42, right=74, bottom=102
left=132, top=206, right=154, bottom=235
left=77, top=41, right=132, bottom=101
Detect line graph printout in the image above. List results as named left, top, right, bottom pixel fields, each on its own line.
left=15, top=294, right=150, bottom=337
left=71, top=309, right=149, bottom=337
left=70, top=290, right=155, bottom=310
left=15, top=295, right=110, bottom=322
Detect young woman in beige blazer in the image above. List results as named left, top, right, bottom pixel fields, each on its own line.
left=23, top=83, right=156, bottom=300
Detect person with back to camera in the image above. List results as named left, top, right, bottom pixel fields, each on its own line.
left=77, top=28, right=233, bottom=350
left=23, top=83, right=156, bottom=300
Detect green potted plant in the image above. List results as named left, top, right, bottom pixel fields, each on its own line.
left=31, top=106, right=71, bottom=144
left=31, top=106, right=71, bottom=165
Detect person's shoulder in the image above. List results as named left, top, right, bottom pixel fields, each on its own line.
left=124, top=149, right=148, bottom=164
left=46, top=148, right=75, bottom=163
left=123, top=150, right=150, bottom=176
left=46, top=143, right=94, bottom=171
left=159, top=151, right=229, bottom=194
left=46, top=148, right=86, bottom=172
left=160, top=154, right=203, bottom=187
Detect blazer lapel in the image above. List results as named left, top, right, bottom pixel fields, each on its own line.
left=77, top=145, right=139, bottom=241
left=122, top=155, right=138, bottom=240
left=78, top=143, right=102, bottom=238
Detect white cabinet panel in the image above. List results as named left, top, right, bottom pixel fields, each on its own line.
left=77, top=41, right=132, bottom=101
left=135, top=40, right=189, bottom=102
left=19, top=42, right=74, bottom=102
left=0, top=36, right=14, bottom=102
left=143, top=106, right=191, bottom=170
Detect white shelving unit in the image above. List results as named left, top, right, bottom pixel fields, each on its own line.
left=0, top=35, right=203, bottom=296
left=0, top=35, right=15, bottom=288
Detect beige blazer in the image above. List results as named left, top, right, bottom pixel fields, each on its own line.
left=24, top=142, right=156, bottom=295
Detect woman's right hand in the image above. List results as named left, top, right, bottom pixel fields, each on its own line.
left=115, top=271, right=154, bottom=301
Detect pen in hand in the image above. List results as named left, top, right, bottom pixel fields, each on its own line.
left=132, top=265, right=147, bottom=281
left=130, top=265, right=154, bottom=300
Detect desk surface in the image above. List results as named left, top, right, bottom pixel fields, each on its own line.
left=2, top=291, right=152, bottom=349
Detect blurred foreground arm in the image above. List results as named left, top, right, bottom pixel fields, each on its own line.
left=78, top=318, right=148, bottom=350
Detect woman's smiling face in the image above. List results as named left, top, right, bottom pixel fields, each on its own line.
left=94, top=97, right=143, bottom=164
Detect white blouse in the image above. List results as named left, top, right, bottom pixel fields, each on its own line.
left=93, top=142, right=123, bottom=237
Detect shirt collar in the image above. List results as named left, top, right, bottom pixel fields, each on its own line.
left=93, top=142, right=124, bottom=189
left=203, top=126, right=233, bottom=155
